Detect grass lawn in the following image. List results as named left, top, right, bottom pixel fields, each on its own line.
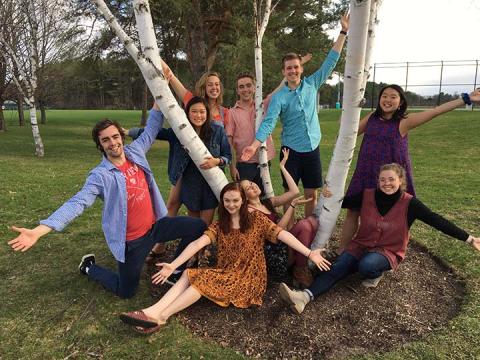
left=0, top=109, right=479, bottom=359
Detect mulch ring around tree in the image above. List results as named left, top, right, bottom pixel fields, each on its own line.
left=146, top=240, right=465, bottom=359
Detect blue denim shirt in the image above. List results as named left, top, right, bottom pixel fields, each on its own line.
left=256, top=49, right=340, bottom=152
left=129, top=122, right=231, bottom=186
left=40, top=109, right=167, bottom=263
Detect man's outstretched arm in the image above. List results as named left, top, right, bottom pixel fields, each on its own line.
left=8, top=224, right=52, bottom=252
left=130, top=102, right=165, bottom=154
left=7, top=172, right=102, bottom=252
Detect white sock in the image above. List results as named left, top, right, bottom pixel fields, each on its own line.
left=304, top=289, right=314, bottom=301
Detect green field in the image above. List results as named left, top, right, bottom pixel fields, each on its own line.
left=0, top=109, right=479, bottom=359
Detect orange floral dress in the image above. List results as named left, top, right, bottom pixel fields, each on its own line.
left=187, top=211, right=282, bottom=308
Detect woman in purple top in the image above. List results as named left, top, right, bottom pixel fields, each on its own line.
left=339, top=85, right=480, bottom=251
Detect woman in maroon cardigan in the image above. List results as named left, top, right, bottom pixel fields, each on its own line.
left=278, top=163, right=480, bottom=315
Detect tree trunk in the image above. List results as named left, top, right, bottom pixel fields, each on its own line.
left=27, top=98, right=45, bottom=157
left=184, top=0, right=206, bottom=82
left=39, top=99, right=47, bottom=124
left=17, top=96, right=25, bottom=126
left=312, top=0, right=379, bottom=249
left=140, top=81, right=148, bottom=126
left=94, top=0, right=228, bottom=199
left=0, top=106, right=6, bottom=132
left=254, top=0, right=274, bottom=198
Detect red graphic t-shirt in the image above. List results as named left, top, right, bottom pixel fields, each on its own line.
left=117, top=160, right=155, bottom=241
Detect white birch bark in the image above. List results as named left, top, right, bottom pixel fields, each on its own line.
left=92, top=0, right=228, bottom=199
left=254, top=0, right=274, bottom=198
left=0, top=28, right=44, bottom=157
left=312, top=0, right=381, bottom=249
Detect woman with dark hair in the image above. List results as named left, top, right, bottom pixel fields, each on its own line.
left=279, top=163, right=480, bottom=315
left=240, top=148, right=319, bottom=286
left=128, top=96, right=231, bottom=227
left=119, top=182, right=331, bottom=334
left=339, top=86, right=480, bottom=250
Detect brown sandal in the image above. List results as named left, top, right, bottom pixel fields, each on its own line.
left=133, top=324, right=162, bottom=335
left=120, top=310, right=158, bottom=328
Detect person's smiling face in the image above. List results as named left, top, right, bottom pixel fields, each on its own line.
left=378, top=169, right=402, bottom=195
left=188, top=102, right=208, bottom=130
left=222, top=189, right=243, bottom=215
left=98, top=125, right=124, bottom=161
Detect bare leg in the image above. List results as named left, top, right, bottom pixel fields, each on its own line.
left=158, top=286, right=202, bottom=321
left=199, top=208, right=215, bottom=226
left=303, top=188, right=318, bottom=217
left=167, top=180, right=182, bottom=217
left=187, top=209, right=200, bottom=219
left=143, top=271, right=191, bottom=319
left=338, top=209, right=360, bottom=252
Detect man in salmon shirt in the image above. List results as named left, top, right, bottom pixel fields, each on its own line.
left=226, top=72, right=275, bottom=193
left=7, top=102, right=206, bottom=299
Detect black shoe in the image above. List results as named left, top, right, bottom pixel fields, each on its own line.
left=164, top=271, right=182, bottom=286
left=78, top=254, right=95, bottom=275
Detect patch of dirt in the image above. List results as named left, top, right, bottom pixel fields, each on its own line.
left=147, top=240, right=465, bottom=359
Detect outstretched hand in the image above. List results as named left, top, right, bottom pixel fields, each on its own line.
left=340, top=11, right=350, bottom=32
left=8, top=226, right=41, bottom=252
left=161, top=60, right=174, bottom=82
left=309, top=248, right=331, bottom=271
left=469, top=236, right=480, bottom=252
left=300, top=53, right=313, bottom=66
left=241, top=146, right=256, bottom=162
left=291, top=195, right=313, bottom=207
left=151, top=262, right=176, bottom=285
left=469, top=88, right=480, bottom=103
left=279, top=148, right=290, bottom=168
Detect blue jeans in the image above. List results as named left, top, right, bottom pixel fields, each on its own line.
left=308, top=251, right=391, bottom=298
left=88, top=216, right=206, bottom=299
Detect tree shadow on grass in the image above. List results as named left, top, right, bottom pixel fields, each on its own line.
left=148, top=241, right=465, bottom=359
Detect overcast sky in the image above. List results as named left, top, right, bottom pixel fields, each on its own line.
left=331, top=0, right=480, bottom=95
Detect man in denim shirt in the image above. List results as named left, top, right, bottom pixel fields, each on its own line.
left=7, top=102, right=206, bottom=299
left=241, top=15, right=349, bottom=217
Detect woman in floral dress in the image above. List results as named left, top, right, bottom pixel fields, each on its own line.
left=119, top=182, right=331, bottom=334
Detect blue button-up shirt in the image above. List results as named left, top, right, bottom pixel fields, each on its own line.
left=40, top=109, right=167, bottom=263
left=256, top=50, right=340, bottom=152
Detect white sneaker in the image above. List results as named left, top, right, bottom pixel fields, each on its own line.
left=362, top=273, right=384, bottom=288
left=278, top=282, right=310, bottom=315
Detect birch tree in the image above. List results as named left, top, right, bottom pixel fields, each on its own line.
left=253, top=0, right=277, bottom=198
left=0, top=0, right=44, bottom=156
left=312, top=0, right=382, bottom=249
left=91, top=0, right=228, bottom=198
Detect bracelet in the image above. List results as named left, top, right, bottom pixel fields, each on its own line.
left=340, top=30, right=347, bottom=36
left=461, top=93, right=472, bottom=105
left=307, top=250, right=312, bottom=259
left=466, top=235, right=473, bottom=244
left=290, top=203, right=295, bottom=209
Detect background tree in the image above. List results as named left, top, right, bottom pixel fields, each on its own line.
left=1, top=0, right=45, bottom=156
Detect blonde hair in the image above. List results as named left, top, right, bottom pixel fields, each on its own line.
left=194, top=71, right=224, bottom=105
left=379, top=163, right=407, bottom=191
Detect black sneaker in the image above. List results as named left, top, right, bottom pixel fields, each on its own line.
left=164, top=271, right=182, bottom=286
left=78, top=254, right=95, bottom=275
